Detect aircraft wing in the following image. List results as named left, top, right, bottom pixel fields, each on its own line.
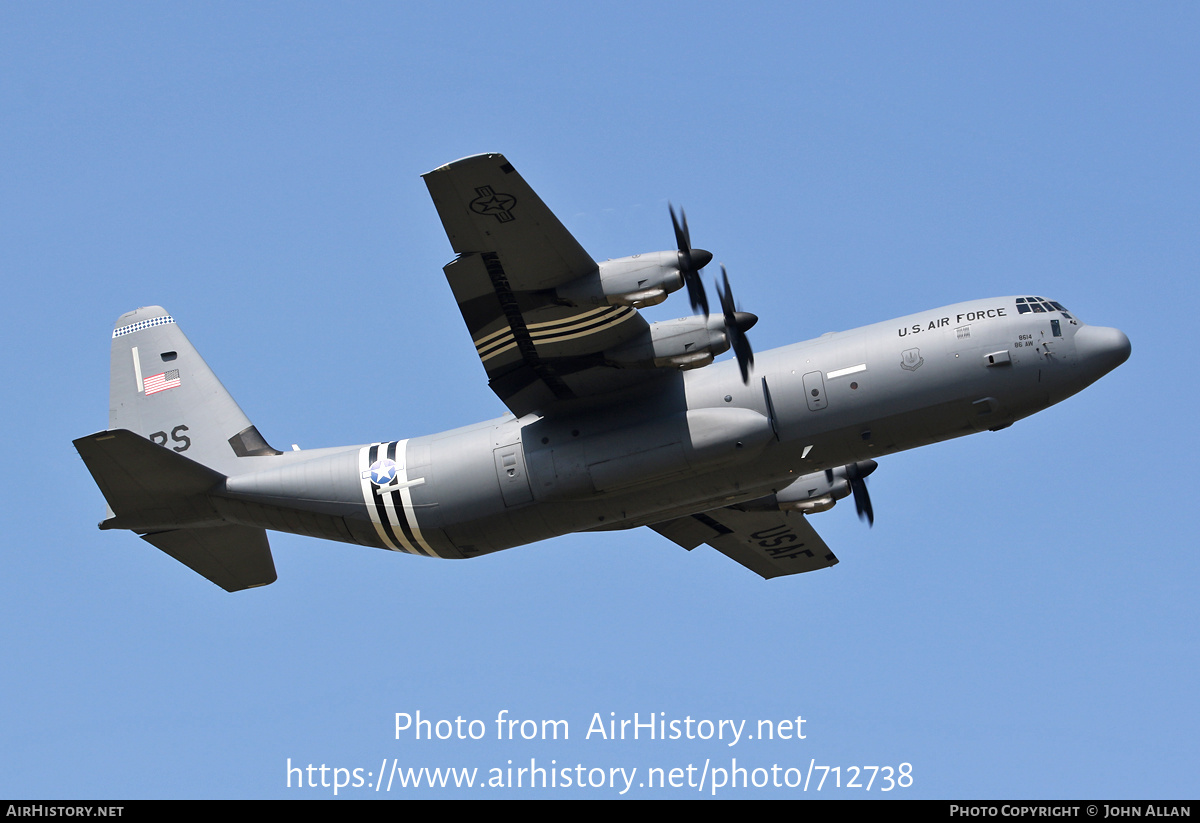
left=650, top=507, right=839, bottom=579
left=423, top=153, right=654, bottom=417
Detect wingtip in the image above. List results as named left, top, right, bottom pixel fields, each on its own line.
left=422, top=152, right=508, bottom=177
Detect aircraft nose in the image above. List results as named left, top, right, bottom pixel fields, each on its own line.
left=1074, top=325, right=1131, bottom=385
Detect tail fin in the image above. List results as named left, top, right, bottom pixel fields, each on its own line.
left=83, top=307, right=280, bottom=591
left=108, top=306, right=280, bottom=475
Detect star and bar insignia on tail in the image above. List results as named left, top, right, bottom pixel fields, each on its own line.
left=468, top=186, right=516, bottom=223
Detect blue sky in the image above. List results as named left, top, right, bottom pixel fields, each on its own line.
left=2, top=2, right=1196, bottom=798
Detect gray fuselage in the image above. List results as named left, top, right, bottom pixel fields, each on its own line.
left=214, top=296, right=1128, bottom=561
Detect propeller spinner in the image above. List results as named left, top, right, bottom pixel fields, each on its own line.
left=826, top=460, right=878, bottom=526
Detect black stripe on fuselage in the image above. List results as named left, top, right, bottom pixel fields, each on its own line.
left=385, top=440, right=427, bottom=556
left=367, top=443, right=406, bottom=551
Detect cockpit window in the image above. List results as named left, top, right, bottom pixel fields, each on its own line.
left=1049, top=301, right=1074, bottom=319
left=1017, top=297, right=1072, bottom=319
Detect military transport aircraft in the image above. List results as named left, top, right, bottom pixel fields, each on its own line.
left=74, top=153, right=1131, bottom=591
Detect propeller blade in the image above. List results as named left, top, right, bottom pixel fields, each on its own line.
left=851, top=478, right=874, bottom=526
left=719, top=266, right=755, bottom=383
left=669, top=204, right=710, bottom=316
left=669, top=202, right=689, bottom=251
left=844, top=460, right=877, bottom=527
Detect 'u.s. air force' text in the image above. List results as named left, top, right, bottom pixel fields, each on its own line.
left=898, top=306, right=1008, bottom=336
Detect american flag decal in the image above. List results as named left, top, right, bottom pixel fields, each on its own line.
left=143, top=369, right=181, bottom=395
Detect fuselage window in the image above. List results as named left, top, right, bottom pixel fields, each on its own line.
left=1051, top=319, right=1062, bottom=337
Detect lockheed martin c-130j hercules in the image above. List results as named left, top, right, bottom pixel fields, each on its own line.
left=74, top=153, right=1131, bottom=591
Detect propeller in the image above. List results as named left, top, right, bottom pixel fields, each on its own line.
left=669, top=204, right=713, bottom=316
left=717, top=265, right=757, bottom=383
left=844, top=459, right=877, bottom=527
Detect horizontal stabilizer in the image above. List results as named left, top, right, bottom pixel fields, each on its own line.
left=75, top=429, right=277, bottom=590
left=141, top=525, right=276, bottom=592
left=650, top=507, right=838, bottom=579
left=73, top=429, right=224, bottom=531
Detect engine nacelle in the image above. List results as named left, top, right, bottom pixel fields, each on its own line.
left=739, top=462, right=877, bottom=514
left=556, top=251, right=685, bottom=308
left=605, top=315, right=729, bottom=370
left=775, top=470, right=851, bottom=513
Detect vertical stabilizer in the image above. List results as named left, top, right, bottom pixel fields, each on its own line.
left=108, top=306, right=280, bottom=476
